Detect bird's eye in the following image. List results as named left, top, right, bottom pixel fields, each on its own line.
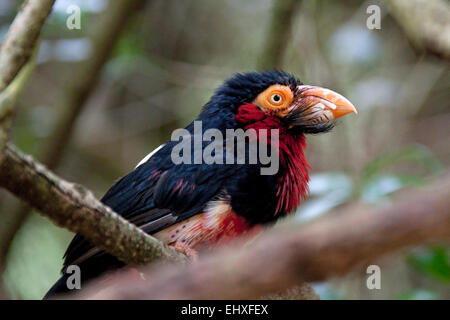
left=271, top=94, right=282, bottom=103
left=270, top=93, right=284, bottom=106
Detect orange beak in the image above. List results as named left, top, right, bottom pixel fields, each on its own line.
left=291, top=85, right=357, bottom=124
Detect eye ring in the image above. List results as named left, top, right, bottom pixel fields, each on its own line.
left=253, top=84, right=293, bottom=112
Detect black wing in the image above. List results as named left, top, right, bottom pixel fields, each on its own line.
left=62, top=140, right=242, bottom=270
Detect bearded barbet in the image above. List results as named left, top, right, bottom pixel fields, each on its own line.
left=45, top=70, right=357, bottom=298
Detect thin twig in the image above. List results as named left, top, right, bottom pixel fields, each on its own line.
left=0, top=0, right=55, bottom=92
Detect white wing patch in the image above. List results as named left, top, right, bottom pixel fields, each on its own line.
left=135, top=144, right=165, bottom=168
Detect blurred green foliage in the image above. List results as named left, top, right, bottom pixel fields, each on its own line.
left=408, top=246, right=450, bottom=283
left=397, top=289, right=439, bottom=300
left=3, top=212, right=72, bottom=299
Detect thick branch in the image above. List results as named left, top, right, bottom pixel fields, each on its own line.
left=0, top=0, right=55, bottom=92
left=78, top=174, right=450, bottom=299
left=387, top=0, right=450, bottom=61
left=0, top=144, right=186, bottom=265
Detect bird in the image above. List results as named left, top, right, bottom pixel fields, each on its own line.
left=44, top=70, right=357, bottom=298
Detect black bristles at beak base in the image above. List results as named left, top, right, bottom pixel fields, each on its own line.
left=284, top=111, right=335, bottom=134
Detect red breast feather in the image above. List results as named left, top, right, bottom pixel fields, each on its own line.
left=154, top=200, right=260, bottom=250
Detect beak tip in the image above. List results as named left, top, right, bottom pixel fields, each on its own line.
left=297, top=85, right=358, bottom=121
left=332, top=103, right=358, bottom=119
left=340, top=99, right=358, bottom=117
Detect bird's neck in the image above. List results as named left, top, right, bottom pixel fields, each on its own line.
left=274, top=132, right=310, bottom=214
left=236, top=103, right=310, bottom=215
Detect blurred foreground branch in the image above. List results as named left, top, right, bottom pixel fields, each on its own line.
left=0, top=144, right=186, bottom=265
left=388, top=0, right=450, bottom=61
left=75, top=174, right=450, bottom=299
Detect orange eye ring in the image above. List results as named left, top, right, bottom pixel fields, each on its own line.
left=253, top=84, right=294, bottom=111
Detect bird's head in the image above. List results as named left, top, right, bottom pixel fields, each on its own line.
left=201, top=70, right=357, bottom=134
left=197, top=71, right=358, bottom=216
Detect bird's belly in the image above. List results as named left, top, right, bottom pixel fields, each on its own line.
left=153, top=200, right=261, bottom=250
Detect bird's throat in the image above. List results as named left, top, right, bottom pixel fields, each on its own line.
left=236, top=103, right=310, bottom=215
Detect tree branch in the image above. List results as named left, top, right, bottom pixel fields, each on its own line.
left=0, top=45, right=37, bottom=121
left=0, top=0, right=55, bottom=92
left=387, top=0, right=450, bottom=61
left=75, top=173, right=450, bottom=299
left=0, top=0, right=55, bottom=155
left=0, top=144, right=187, bottom=265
